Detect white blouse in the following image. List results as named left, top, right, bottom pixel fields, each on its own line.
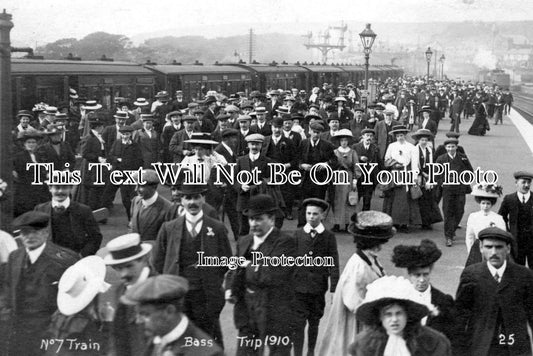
left=465, top=210, right=507, bottom=253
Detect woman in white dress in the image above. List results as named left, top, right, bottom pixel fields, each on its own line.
left=465, top=183, right=506, bottom=266
left=382, top=125, right=421, bottom=231
left=316, top=211, right=396, bottom=356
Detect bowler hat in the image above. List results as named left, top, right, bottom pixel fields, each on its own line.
left=121, top=275, right=189, bottom=306
left=221, top=128, right=239, bottom=139
left=327, top=113, right=341, bottom=122
left=243, top=194, right=278, bottom=217
left=478, top=227, right=514, bottom=244
left=305, top=113, right=322, bottom=121
left=271, top=117, right=284, bottom=128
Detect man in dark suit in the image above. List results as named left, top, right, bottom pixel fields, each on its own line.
left=193, top=108, right=215, bottom=133
left=103, top=233, right=157, bottom=356
left=161, top=111, right=183, bottom=163
left=171, top=90, right=188, bottom=111
left=133, top=114, right=161, bottom=168
left=266, top=90, right=282, bottom=118
left=435, top=138, right=474, bottom=247
left=455, top=227, right=533, bottom=356
left=263, top=117, right=299, bottom=220
left=202, top=96, right=218, bottom=128
left=250, top=106, right=272, bottom=136
left=236, top=115, right=258, bottom=157
left=226, top=195, right=296, bottom=356
left=121, top=275, right=223, bottom=356
left=292, top=198, right=339, bottom=356
left=374, top=110, right=400, bottom=161
left=153, top=184, right=232, bottom=347
left=298, top=122, right=338, bottom=226
left=349, top=107, right=370, bottom=142
left=214, top=128, right=240, bottom=240
left=3, top=212, right=78, bottom=355
left=34, top=182, right=102, bottom=256
left=353, top=128, right=380, bottom=210
left=102, top=111, right=128, bottom=156
left=320, top=113, right=341, bottom=143
left=434, top=131, right=467, bottom=159
left=498, top=171, right=533, bottom=268
left=450, top=90, right=464, bottom=133
left=130, top=169, right=172, bottom=241
left=235, top=133, right=275, bottom=236
left=169, top=115, right=197, bottom=163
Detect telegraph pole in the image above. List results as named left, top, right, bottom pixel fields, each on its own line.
left=249, top=28, right=253, bottom=63
left=0, top=9, right=13, bottom=228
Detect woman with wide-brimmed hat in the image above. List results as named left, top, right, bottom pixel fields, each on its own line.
left=329, top=129, right=362, bottom=232
left=412, top=129, right=443, bottom=230
left=392, top=239, right=457, bottom=343
left=13, top=128, right=50, bottom=215
left=383, top=125, right=421, bottom=231
left=349, top=276, right=451, bottom=356
left=464, top=183, right=506, bottom=266
left=317, top=211, right=395, bottom=355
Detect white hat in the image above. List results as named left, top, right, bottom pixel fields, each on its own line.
left=103, top=233, right=153, bottom=265
left=57, top=256, right=110, bottom=316
left=81, top=101, right=102, bottom=111
left=133, top=98, right=149, bottom=106
left=69, top=88, right=79, bottom=99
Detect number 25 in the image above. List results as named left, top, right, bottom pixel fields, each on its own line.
left=499, top=334, right=515, bottom=345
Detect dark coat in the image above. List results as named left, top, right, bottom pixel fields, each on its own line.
left=434, top=145, right=466, bottom=159
left=262, top=135, right=298, bottom=168
left=455, top=261, right=533, bottom=356
left=374, top=119, right=400, bottom=160
left=427, top=286, right=457, bottom=343
left=293, top=229, right=340, bottom=294
left=34, top=201, right=103, bottom=256
left=498, top=192, right=533, bottom=240
left=161, top=124, right=181, bottom=162
left=251, top=122, right=272, bottom=137
left=349, top=326, right=451, bottom=356
left=435, top=152, right=473, bottom=194
left=101, top=124, right=120, bottom=156
left=35, top=142, right=76, bottom=171
left=80, top=131, right=106, bottom=186
left=143, top=320, right=224, bottom=356
left=13, top=150, right=50, bottom=215
left=349, top=118, right=371, bottom=142
left=353, top=141, right=381, bottom=186
left=234, top=154, right=273, bottom=212
left=419, top=118, right=438, bottom=136
left=169, top=129, right=196, bottom=163
left=153, top=215, right=232, bottom=316
left=130, top=194, right=173, bottom=241
left=229, top=228, right=296, bottom=335
left=133, top=129, right=160, bottom=168
left=108, top=140, right=144, bottom=171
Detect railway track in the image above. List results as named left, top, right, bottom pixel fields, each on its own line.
left=512, top=92, right=533, bottom=123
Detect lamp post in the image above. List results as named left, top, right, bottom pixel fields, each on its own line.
left=440, top=54, right=446, bottom=80
left=425, top=47, right=433, bottom=80
left=359, top=23, right=377, bottom=108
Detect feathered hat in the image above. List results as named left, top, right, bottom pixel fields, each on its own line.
left=391, top=239, right=442, bottom=269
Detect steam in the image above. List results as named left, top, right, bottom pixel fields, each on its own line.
left=472, top=49, right=498, bottom=69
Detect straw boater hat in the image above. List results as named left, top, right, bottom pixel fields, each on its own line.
left=392, top=239, right=442, bottom=269
left=103, top=233, right=153, bottom=265
left=57, top=256, right=110, bottom=316
left=411, top=129, right=434, bottom=140
left=69, top=88, right=79, bottom=99
left=81, top=101, right=102, bottom=111
left=356, top=276, right=432, bottom=325
left=133, top=98, right=149, bottom=107
left=418, top=105, right=433, bottom=114
left=389, top=125, right=410, bottom=136
left=184, top=132, right=219, bottom=146
left=113, top=111, right=129, bottom=120
left=44, top=106, right=58, bottom=115
left=32, top=102, right=48, bottom=112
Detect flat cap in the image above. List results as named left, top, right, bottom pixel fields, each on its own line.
left=221, top=128, right=239, bottom=139
left=224, top=105, right=240, bottom=113
left=445, top=132, right=461, bottom=138
left=167, top=111, right=183, bottom=118
left=237, top=115, right=252, bottom=122
left=302, top=198, right=329, bottom=212
left=216, top=113, right=231, bottom=121
left=121, top=275, right=189, bottom=305
left=132, top=169, right=161, bottom=185
left=514, top=171, right=533, bottom=180
left=245, top=133, right=265, bottom=143
left=309, top=122, right=325, bottom=132
left=181, top=115, right=197, bottom=123
left=118, top=125, right=135, bottom=133
left=478, top=227, right=514, bottom=244
left=13, top=211, right=50, bottom=229
left=383, top=109, right=395, bottom=115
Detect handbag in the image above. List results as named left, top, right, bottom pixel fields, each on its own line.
left=410, top=185, right=423, bottom=200
left=348, top=190, right=358, bottom=206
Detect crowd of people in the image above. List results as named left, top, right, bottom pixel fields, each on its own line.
left=1, top=75, right=531, bottom=356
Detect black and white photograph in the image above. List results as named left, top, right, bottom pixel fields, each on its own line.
left=1, top=0, right=533, bottom=355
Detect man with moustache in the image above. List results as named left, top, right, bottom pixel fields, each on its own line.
left=226, top=194, right=296, bottom=356
left=3, top=212, right=78, bottom=355
left=455, top=227, right=533, bottom=356
left=102, top=110, right=128, bottom=156
left=164, top=179, right=219, bottom=221
left=153, top=184, right=232, bottom=347
left=498, top=171, right=533, bottom=268
left=129, top=169, right=172, bottom=241
left=349, top=107, right=370, bottom=142
left=103, top=233, right=156, bottom=356
left=34, top=181, right=102, bottom=257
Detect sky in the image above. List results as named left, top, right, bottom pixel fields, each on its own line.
left=4, top=0, right=533, bottom=46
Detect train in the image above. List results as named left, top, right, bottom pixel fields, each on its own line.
left=478, top=69, right=511, bottom=89
left=11, top=56, right=404, bottom=116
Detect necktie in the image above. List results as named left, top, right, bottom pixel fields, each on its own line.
left=187, top=219, right=201, bottom=238
left=373, top=255, right=385, bottom=276
left=310, top=229, right=317, bottom=238
left=494, top=272, right=500, bottom=283
left=53, top=206, right=66, bottom=214
left=523, top=196, right=526, bottom=204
